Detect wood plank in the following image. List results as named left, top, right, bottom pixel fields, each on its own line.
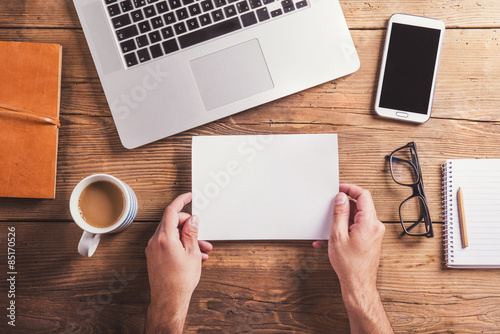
left=1, top=223, right=499, bottom=333
left=1, top=28, right=499, bottom=122
left=1, top=0, right=500, bottom=29
left=0, top=108, right=499, bottom=222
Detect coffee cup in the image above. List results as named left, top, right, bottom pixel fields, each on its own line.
left=69, top=174, right=138, bottom=257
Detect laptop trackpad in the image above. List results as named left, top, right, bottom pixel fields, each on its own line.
left=190, top=39, right=274, bottom=111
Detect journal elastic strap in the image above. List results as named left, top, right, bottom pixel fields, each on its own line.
left=0, top=102, right=60, bottom=127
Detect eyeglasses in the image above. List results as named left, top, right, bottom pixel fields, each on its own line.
left=386, top=142, right=433, bottom=238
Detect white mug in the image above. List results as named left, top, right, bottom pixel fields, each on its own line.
left=69, top=174, right=138, bottom=257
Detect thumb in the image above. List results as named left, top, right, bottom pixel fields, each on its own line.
left=330, top=192, right=350, bottom=243
left=182, top=215, right=200, bottom=253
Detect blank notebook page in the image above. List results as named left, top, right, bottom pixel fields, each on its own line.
left=192, top=134, right=339, bottom=241
left=442, top=159, right=500, bottom=268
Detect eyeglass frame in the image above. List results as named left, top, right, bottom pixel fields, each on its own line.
left=386, top=142, right=434, bottom=238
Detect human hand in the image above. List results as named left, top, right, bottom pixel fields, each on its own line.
left=313, top=183, right=385, bottom=297
left=313, top=184, right=392, bottom=334
left=145, top=192, right=213, bottom=333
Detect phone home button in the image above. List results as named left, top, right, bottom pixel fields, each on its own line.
left=396, top=112, right=409, bottom=118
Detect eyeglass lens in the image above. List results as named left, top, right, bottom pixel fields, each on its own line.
left=390, top=146, right=419, bottom=185
left=400, top=196, right=430, bottom=235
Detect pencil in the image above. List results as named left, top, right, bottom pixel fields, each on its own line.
left=457, top=187, right=468, bottom=248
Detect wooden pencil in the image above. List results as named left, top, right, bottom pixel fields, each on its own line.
left=457, top=187, right=469, bottom=248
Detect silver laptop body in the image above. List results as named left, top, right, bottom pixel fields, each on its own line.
left=74, top=0, right=359, bottom=148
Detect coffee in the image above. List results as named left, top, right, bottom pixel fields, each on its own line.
left=78, top=181, right=125, bottom=228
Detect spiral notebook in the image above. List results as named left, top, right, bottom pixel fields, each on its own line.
left=442, top=159, right=500, bottom=268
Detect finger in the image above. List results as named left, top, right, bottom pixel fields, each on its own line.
left=160, top=193, right=192, bottom=233
left=159, top=213, right=190, bottom=234
left=181, top=215, right=201, bottom=253
left=198, top=240, right=213, bottom=252
left=339, top=183, right=376, bottom=213
left=312, top=240, right=328, bottom=248
left=348, top=199, right=357, bottom=224
left=202, top=253, right=209, bottom=261
left=177, top=212, right=192, bottom=226
left=330, top=192, right=350, bottom=243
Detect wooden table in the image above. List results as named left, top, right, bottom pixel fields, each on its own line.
left=1, top=0, right=500, bottom=332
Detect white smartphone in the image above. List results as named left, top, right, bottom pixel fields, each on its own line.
left=375, top=14, right=445, bottom=123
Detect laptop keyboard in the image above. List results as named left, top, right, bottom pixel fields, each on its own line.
left=104, top=0, right=309, bottom=68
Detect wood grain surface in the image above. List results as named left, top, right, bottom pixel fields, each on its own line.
left=1, top=0, right=500, bottom=333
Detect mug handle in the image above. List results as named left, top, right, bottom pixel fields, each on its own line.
left=78, top=231, right=101, bottom=257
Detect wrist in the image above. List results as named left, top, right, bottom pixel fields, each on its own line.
left=146, top=301, right=189, bottom=334
left=340, top=280, right=380, bottom=312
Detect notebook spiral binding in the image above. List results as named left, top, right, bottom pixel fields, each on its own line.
left=442, top=161, right=454, bottom=265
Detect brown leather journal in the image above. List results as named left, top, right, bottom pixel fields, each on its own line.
left=0, top=41, right=62, bottom=199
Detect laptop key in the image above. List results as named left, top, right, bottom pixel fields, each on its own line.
left=131, top=9, right=144, bottom=21
left=188, top=3, right=201, bottom=16
left=214, top=0, right=226, bottom=7
left=201, top=0, right=214, bottom=12
left=120, top=39, right=137, bottom=53
left=138, top=20, right=152, bottom=33
left=136, top=35, right=150, bottom=47
left=105, top=0, right=118, bottom=4
left=248, top=0, right=262, bottom=8
left=281, top=0, right=294, bottom=11
left=182, top=0, right=195, bottom=5
left=163, top=12, right=177, bottom=24
left=149, top=30, right=162, bottom=43
left=187, top=18, right=200, bottom=30
left=224, top=5, right=237, bottom=17
left=176, top=8, right=189, bottom=20
left=162, top=39, right=180, bottom=54
left=133, top=0, right=147, bottom=7
left=262, top=0, right=273, bottom=3
left=174, top=21, right=187, bottom=34
left=199, top=13, right=212, bottom=26
left=116, top=25, right=139, bottom=40
left=151, top=17, right=164, bottom=29
left=178, top=17, right=241, bottom=48
left=211, top=9, right=224, bottom=22
left=156, top=1, right=169, bottom=13
left=236, top=1, right=249, bottom=13
left=150, top=44, right=164, bottom=58
left=137, top=48, right=151, bottom=62
left=107, top=4, right=121, bottom=16
left=112, top=13, right=132, bottom=28
left=120, top=0, right=134, bottom=12
left=144, top=5, right=157, bottom=17
left=295, top=0, right=307, bottom=8
left=161, top=26, right=174, bottom=39
left=241, top=11, right=257, bottom=26
left=256, top=7, right=269, bottom=21
left=168, top=0, right=182, bottom=9
left=270, top=8, right=282, bottom=17
left=124, top=52, right=138, bottom=67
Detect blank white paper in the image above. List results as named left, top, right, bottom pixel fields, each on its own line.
left=192, top=134, right=339, bottom=240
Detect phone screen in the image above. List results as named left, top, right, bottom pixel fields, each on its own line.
left=379, top=23, right=442, bottom=114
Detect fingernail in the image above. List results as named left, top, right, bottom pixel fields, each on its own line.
left=334, top=192, right=347, bottom=204
left=191, top=215, right=199, bottom=228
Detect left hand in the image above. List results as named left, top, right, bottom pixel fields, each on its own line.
left=145, top=192, right=213, bottom=333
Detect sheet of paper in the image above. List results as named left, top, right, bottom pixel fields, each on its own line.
left=192, top=134, right=339, bottom=240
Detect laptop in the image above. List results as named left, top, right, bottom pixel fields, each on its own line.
left=73, top=0, right=360, bottom=149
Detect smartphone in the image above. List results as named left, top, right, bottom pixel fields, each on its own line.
left=375, top=14, right=445, bottom=123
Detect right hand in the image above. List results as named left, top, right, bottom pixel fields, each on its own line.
left=313, top=183, right=385, bottom=293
